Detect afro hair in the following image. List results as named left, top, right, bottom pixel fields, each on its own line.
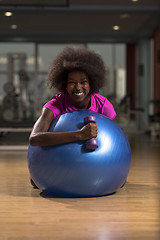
left=47, top=47, right=106, bottom=93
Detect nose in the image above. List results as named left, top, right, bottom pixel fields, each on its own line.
left=75, top=82, right=82, bottom=90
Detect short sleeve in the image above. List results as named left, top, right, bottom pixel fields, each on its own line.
left=102, top=98, right=116, bottom=120
left=43, top=94, right=65, bottom=118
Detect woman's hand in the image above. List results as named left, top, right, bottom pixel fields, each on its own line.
left=79, top=123, right=97, bottom=141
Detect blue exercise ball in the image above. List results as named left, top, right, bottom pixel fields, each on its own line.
left=27, top=110, right=131, bottom=197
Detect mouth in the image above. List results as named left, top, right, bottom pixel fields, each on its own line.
left=73, top=92, right=84, bottom=97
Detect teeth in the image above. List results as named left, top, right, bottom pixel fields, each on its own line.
left=74, top=92, right=83, bottom=96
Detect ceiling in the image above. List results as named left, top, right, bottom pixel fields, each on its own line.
left=0, top=0, right=160, bottom=43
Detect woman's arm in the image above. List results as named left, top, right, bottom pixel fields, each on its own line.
left=29, top=108, right=97, bottom=146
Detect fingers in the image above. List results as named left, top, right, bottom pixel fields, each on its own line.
left=80, top=123, right=97, bottom=140
left=87, top=123, right=97, bottom=138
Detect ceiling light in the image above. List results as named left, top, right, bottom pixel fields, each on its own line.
left=120, top=14, right=129, bottom=19
left=11, top=24, right=17, bottom=29
left=113, top=25, right=120, bottom=31
left=132, top=0, right=139, bottom=2
left=5, top=11, right=13, bottom=16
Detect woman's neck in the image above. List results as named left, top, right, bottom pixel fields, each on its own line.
left=69, top=94, right=91, bottom=109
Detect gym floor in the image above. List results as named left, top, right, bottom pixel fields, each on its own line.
left=0, top=133, right=160, bottom=240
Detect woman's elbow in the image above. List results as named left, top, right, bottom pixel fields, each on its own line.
left=29, top=135, right=38, bottom=146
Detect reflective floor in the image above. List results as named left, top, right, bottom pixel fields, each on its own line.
left=0, top=133, right=160, bottom=240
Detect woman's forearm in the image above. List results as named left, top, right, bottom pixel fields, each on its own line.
left=29, top=130, right=82, bottom=146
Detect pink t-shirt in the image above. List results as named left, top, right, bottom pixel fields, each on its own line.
left=44, top=93, right=116, bottom=120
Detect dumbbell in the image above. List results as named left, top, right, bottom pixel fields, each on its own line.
left=84, top=116, right=99, bottom=150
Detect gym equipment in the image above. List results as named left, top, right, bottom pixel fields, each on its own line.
left=28, top=110, right=131, bottom=197
left=84, top=115, right=99, bottom=150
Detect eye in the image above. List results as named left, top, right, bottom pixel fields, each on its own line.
left=82, top=81, right=86, bottom=84
left=81, top=79, right=88, bottom=84
left=67, top=81, right=75, bottom=85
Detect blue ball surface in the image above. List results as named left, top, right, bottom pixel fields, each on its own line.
left=28, top=110, right=131, bottom=197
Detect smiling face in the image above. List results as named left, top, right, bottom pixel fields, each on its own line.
left=66, top=70, right=91, bottom=109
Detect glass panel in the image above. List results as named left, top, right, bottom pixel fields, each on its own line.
left=0, top=43, right=35, bottom=125
left=88, top=43, right=126, bottom=103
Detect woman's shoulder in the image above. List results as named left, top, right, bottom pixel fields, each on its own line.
left=50, top=93, right=65, bottom=102
left=45, top=93, right=67, bottom=107
left=43, top=93, right=66, bottom=118
left=91, top=93, right=116, bottom=120
left=91, top=93, right=108, bottom=104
